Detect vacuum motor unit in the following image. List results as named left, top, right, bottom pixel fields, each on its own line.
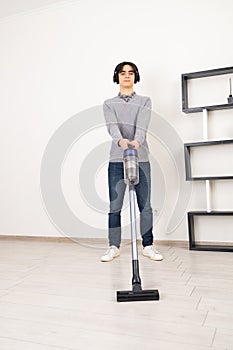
left=123, top=148, right=139, bottom=185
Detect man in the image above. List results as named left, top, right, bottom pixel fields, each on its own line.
left=101, top=61, right=163, bottom=262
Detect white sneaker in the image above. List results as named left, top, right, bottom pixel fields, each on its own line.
left=101, top=246, right=120, bottom=262
left=143, top=245, right=163, bottom=261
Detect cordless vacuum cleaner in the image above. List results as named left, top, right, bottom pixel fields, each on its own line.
left=116, top=147, right=159, bottom=302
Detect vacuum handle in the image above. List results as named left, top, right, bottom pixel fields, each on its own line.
left=127, top=144, right=134, bottom=150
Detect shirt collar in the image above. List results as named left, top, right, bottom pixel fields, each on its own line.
left=118, top=91, right=136, bottom=102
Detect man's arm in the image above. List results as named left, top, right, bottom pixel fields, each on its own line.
left=103, top=102, right=129, bottom=149
left=133, top=97, right=152, bottom=147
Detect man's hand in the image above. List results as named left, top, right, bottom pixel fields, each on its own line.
left=128, top=140, right=140, bottom=151
left=118, top=138, right=129, bottom=150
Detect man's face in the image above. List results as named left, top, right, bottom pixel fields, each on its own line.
left=118, top=65, right=135, bottom=88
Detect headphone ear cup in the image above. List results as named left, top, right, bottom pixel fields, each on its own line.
left=113, top=70, right=119, bottom=84
left=134, top=72, right=140, bottom=83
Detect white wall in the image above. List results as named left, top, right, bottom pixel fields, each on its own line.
left=1, top=0, right=233, bottom=242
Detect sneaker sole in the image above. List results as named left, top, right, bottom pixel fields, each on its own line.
left=101, top=252, right=120, bottom=262
left=143, top=252, right=163, bottom=261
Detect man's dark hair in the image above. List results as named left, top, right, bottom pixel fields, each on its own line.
left=113, top=61, right=140, bottom=84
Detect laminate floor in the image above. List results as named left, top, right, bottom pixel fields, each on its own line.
left=0, top=238, right=232, bottom=350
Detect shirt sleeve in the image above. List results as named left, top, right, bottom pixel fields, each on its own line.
left=103, top=101, right=123, bottom=145
left=134, top=97, right=152, bottom=145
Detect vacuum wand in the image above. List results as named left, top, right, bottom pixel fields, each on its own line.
left=116, top=147, right=159, bottom=302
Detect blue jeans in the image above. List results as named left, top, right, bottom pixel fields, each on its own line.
left=108, top=162, right=154, bottom=248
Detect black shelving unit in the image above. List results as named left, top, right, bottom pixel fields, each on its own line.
left=182, top=66, right=233, bottom=252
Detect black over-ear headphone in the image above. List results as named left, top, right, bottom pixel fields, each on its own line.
left=113, top=62, right=140, bottom=84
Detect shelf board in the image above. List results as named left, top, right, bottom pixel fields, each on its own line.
left=183, top=103, right=233, bottom=114
left=188, top=211, right=233, bottom=215
left=189, top=245, right=233, bottom=252
left=184, top=139, right=233, bottom=147
left=188, top=176, right=233, bottom=181
left=182, top=66, right=233, bottom=79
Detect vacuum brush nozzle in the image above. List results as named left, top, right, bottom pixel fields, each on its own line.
left=116, top=288, right=159, bottom=302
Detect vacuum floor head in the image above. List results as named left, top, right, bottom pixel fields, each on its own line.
left=116, top=289, right=159, bottom=302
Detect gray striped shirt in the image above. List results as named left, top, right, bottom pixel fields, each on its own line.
left=103, top=92, right=152, bottom=162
